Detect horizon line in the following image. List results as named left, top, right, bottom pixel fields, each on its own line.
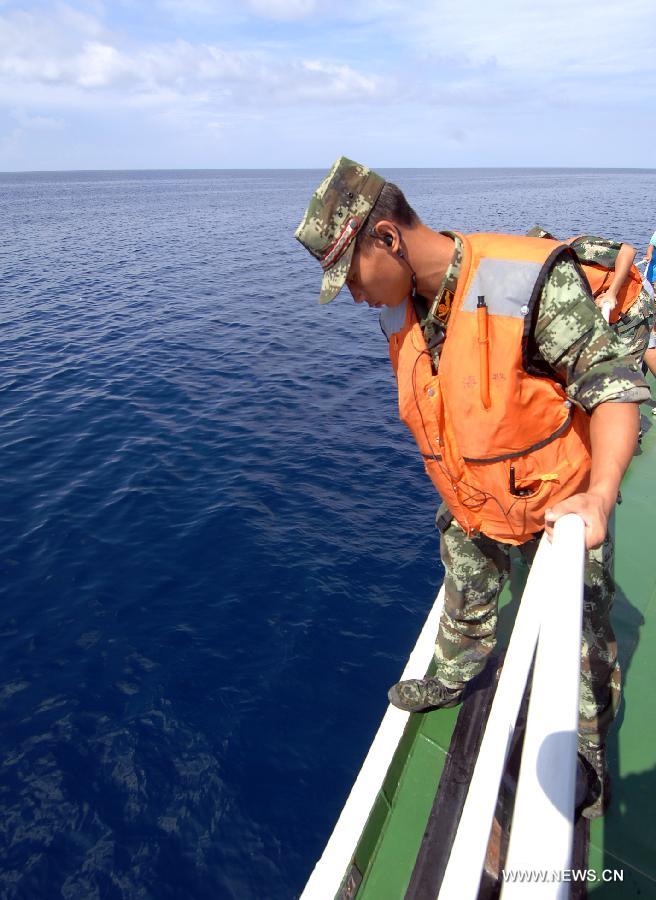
left=2, top=165, right=656, bottom=176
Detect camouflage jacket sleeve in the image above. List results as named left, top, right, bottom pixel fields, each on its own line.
left=569, top=234, right=622, bottom=269
left=532, top=256, right=650, bottom=412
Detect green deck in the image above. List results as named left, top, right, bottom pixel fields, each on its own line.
left=349, top=392, right=656, bottom=899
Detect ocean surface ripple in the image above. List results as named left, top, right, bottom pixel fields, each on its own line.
left=1, top=168, right=654, bottom=898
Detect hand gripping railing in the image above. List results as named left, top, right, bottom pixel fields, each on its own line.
left=602, top=261, right=654, bottom=323
left=438, top=514, right=586, bottom=900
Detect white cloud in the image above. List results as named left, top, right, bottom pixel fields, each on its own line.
left=0, top=0, right=653, bottom=168
left=246, top=0, right=318, bottom=20
left=0, top=7, right=390, bottom=106
left=3, top=1, right=651, bottom=114
left=156, top=0, right=339, bottom=22
left=158, top=0, right=405, bottom=24
left=404, top=0, right=655, bottom=81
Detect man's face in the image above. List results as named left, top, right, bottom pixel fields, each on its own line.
left=345, top=242, right=409, bottom=309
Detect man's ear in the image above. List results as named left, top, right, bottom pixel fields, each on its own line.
left=373, top=220, right=400, bottom=252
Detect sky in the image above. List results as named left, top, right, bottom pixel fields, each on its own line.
left=0, top=0, right=654, bottom=171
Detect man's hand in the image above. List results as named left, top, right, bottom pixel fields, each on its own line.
left=545, top=492, right=609, bottom=550
left=595, top=289, right=617, bottom=311
left=545, top=402, right=639, bottom=550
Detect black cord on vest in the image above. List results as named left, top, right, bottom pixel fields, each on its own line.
left=409, top=338, right=526, bottom=538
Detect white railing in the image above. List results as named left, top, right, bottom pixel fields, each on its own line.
left=438, top=514, right=585, bottom=900
left=502, top=515, right=585, bottom=898
left=639, top=260, right=654, bottom=297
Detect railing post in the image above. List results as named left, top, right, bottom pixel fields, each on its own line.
left=502, top=514, right=585, bottom=898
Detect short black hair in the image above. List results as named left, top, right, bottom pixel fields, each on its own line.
left=355, top=181, right=421, bottom=253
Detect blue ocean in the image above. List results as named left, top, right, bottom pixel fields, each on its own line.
left=1, top=168, right=655, bottom=899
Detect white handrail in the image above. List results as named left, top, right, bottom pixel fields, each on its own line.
left=438, top=516, right=585, bottom=900
left=502, top=515, right=585, bottom=897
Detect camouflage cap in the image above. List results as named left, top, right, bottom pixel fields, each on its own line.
left=295, top=156, right=386, bottom=303
left=526, top=224, right=556, bottom=239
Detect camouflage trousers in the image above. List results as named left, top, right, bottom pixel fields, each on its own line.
left=434, top=509, right=620, bottom=746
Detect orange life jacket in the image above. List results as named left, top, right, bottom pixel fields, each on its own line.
left=567, top=236, right=643, bottom=325
left=383, top=232, right=592, bottom=545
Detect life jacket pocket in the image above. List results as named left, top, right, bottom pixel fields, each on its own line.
left=457, top=441, right=585, bottom=544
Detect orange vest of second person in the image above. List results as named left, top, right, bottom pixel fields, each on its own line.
left=382, top=233, right=592, bottom=545
left=567, top=236, right=643, bottom=325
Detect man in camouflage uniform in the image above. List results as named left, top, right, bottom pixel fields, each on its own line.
left=526, top=226, right=655, bottom=363
left=295, top=158, right=650, bottom=818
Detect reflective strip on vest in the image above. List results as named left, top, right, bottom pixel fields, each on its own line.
left=461, top=258, right=543, bottom=317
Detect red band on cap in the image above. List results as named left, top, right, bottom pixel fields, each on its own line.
left=320, top=216, right=360, bottom=271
